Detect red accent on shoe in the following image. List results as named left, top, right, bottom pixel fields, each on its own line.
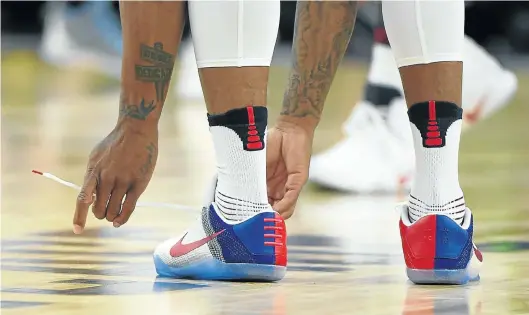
left=170, top=229, right=225, bottom=258
left=473, top=244, right=483, bottom=262
left=264, top=214, right=287, bottom=266
left=400, top=215, right=437, bottom=269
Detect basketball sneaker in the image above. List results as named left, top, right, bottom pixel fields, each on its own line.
left=153, top=177, right=287, bottom=281
left=398, top=205, right=483, bottom=285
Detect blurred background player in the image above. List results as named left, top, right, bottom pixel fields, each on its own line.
left=39, top=1, right=122, bottom=78
left=308, top=4, right=518, bottom=193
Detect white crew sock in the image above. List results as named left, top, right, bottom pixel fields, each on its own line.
left=407, top=101, right=466, bottom=224
left=208, top=107, right=271, bottom=223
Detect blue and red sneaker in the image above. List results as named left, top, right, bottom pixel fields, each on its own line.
left=153, top=182, right=287, bottom=281
left=398, top=205, right=483, bottom=284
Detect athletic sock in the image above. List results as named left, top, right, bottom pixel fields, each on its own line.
left=407, top=101, right=466, bottom=225
left=208, top=106, right=270, bottom=223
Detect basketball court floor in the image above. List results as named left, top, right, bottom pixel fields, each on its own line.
left=2, top=52, right=529, bottom=315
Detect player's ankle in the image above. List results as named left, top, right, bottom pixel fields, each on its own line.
left=208, top=106, right=269, bottom=222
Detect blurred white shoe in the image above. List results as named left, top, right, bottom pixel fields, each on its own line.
left=310, top=99, right=414, bottom=193
left=39, top=2, right=122, bottom=78
left=461, top=37, right=518, bottom=127
left=175, top=41, right=204, bottom=101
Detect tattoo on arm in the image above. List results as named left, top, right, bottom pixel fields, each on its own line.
left=119, top=98, right=156, bottom=120
left=135, top=42, right=175, bottom=102
left=281, top=1, right=358, bottom=120
left=140, top=142, right=157, bottom=176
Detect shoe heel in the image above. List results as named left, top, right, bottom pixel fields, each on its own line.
left=401, top=214, right=475, bottom=285
left=233, top=212, right=287, bottom=267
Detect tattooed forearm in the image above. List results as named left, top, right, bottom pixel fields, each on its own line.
left=135, top=42, right=175, bottom=102
left=119, top=98, right=156, bottom=120
left=118, top=1, right=183, bottom=126
left=140, top=142, right=157, bottom=176
left=281, top=1, right=358, bottom=120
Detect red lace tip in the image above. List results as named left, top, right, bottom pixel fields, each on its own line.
left=32, top=170, right=43, bottom=175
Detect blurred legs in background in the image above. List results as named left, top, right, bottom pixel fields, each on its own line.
left=39, top=1, right=122, bottom=78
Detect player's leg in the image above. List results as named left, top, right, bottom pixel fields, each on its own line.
left=309, top=8, right=412, bottom=193
left=382, top=0, right=482, bottom=284
left=309, top=3, right=518, bottom=193
left=153, top=0, right=286, bottom=281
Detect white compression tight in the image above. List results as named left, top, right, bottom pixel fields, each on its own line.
left=188, top=0, right=280, bottom=68
left=382, top=0, right=465, bottom=67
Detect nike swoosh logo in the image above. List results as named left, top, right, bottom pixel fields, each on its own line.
left=169, top=229, right=225, bottom=258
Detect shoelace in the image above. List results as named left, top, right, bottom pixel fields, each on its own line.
left=31, top=170, right=197, bottom=212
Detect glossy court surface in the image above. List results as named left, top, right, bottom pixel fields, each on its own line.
left=2, top=52, right=529, bottom=315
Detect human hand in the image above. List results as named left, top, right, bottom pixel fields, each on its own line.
left=73, top=124, right=158, bottom=234
left=266, top=120, right=314, bottom=219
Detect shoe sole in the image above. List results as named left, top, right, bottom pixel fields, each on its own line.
left=153, top=255, right=286, bottom=282
left=406, top=268, right=480, bottom=285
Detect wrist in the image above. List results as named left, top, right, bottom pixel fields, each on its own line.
left=115, top=116, right=158, bottom=133
left=276, top=115, right=318, bottom=136
left=117, top=95, right=161, bottom=130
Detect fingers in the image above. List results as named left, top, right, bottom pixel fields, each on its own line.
left=113, top=187, right=140, bottom=227
left=92, top=171, right=113, bottom=220
left=272, top=188, right=300, bottom=220
left=73, top=167, right=98, bottom=234
left=271, top=172, right=307, bottom=220
left=105, top=180, right=129, bottom=222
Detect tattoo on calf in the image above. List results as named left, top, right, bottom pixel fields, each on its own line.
left=281, top=1, right=357, bottom=120
left=119, top=98, right=156, bottom=120
left=135, top=42, right=175, bottom=102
